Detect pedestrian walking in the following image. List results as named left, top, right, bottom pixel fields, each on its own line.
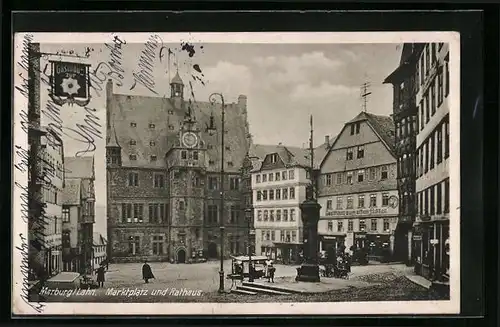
left=142, top=260, right=155, bottom=284
left=96, top=265, right=106, bottom=288
left=267, top=261, right=276, bottom=283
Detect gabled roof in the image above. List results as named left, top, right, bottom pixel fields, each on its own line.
left=93, top=233, right=107, bottom=246
left=320, top=111, right=396, bottom=169
left=62, top=179, right=81, bottom=205
left=107, top=85, right=250, bottom=173
left=64, top=156, right=94, bottom=179
left=384, top=43, right=425, bottom=84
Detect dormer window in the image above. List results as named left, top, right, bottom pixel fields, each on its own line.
left=130, top=122, right=137, bottom=127
left=149, top=123, right=155, bottom=129
left=169, top=125, right=174, bottom=130
left=168, top=110, right=174, bottom=115
left=270, top=153, right=278, bottom=163
left=130, top=140, right=136, bottom=145
left=150, top=141, right=155, bottom=146
left=225, top=146, right=231, bottom=151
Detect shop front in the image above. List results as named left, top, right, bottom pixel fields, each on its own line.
left=413, top=218, right=450, bottom=282
left=319, top=234, right=346, bottom=255
left=366, top=233, right=392, bottom=261
left=272, top=243, right=303, bottom=265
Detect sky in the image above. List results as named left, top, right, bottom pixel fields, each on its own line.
left=37, top=37, right=402, bottom=237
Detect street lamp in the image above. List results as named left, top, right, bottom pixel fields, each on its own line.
left=245, top=207, right=254, bottom=282
left=206, top=92, right=226, bottom=293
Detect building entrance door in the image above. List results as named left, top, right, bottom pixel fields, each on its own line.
left=208, top=242, right=218, bottom=259
left=177, top=249, right=186, bottom=263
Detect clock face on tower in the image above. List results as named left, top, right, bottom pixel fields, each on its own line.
left=182, top=132, right=198, bottom=148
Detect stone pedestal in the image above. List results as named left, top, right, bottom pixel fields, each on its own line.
left=295, top=198, right=321, bottom=283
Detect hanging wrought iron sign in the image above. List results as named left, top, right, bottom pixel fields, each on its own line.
left=49, top=60, right=91, bottom=106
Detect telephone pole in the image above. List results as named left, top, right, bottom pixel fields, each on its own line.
left=360, top=82, right=372, bottom=112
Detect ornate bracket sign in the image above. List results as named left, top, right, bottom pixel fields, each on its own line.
left=49, top=60, right=91, bottom=107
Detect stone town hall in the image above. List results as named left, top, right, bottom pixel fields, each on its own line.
left=106, top=73, right=251, bottom=263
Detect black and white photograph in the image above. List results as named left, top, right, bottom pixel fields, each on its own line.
left=12, top=31, right=460, bottom=315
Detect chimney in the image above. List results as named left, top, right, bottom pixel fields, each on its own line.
left=324, top=135, right=330, bottom=146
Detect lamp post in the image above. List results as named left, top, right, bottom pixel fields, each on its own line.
left=245, top=207, right=254, bottom=282
left=206, top=92, right=226, bottom=293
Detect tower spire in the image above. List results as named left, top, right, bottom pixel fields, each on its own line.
left=360, top=82, right=372, bottom=112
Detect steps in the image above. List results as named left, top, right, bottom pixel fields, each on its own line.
left=230, top=281, right=298, bottom=296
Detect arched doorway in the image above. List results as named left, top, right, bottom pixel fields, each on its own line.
left=177, top=249, right=186, bottom=263
left=208, top=242, right=218, bottom=259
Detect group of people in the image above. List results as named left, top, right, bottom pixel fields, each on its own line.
left=94, top=260, right=156, bottom=288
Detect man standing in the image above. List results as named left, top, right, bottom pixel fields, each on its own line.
left=142, top=260, right=155, bottom=284
left=96, top=265, right=106, bottom=288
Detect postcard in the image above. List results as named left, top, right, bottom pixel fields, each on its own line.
left=12, top=31, right=460, bottom=315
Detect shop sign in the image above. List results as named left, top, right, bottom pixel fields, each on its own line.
left=413, top=235, right=423, bottom=241
left=50, top=60, right=91, bottom=107
left=430, top=239, right=439, bottom=245
left=355, top=234, right=367, bottom=239
left=325, top=208, right=389, bottom=217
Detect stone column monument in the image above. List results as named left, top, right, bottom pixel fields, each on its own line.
left=296, top=185, right=321, bottom=282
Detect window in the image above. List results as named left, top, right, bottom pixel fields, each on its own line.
left=358, top=195, right=365, bottom=208
left=168, top=110, right=174, bottom=115
left=122, top=203, right=132, bottom=223
left=357, top=170, right=365, bottom=182
left=130, top=140, right=137, bottom=145
left=209, top=160, right=215, bottom=165
left=128, top=236, right=140, bottom=255
left=347, top=196, right=353, bottom=209
left=268, top=210, right=274, bottom=222
left=271, top=231, right=276, bottom=241
left=281, top=171, right=287, bottom=180
left=437, top=127, right=443, bottom=164
left=290, top=209, right=296, bottom=221
left=328, top=221, right=333, bottom=232
left=128, top=172, right=139, bottom=186
left=327, top=200, right=333, bottom=210
left=347, top=220, right=353, bottom=232
left=282, top=188, right=288, bottom=200
left=424, top=142, right=429, bottom=172
left=61, top=207, right=70, bottom=223
left=381, top=166, right=388, bottom=180
left=370, top=194, right=377, bottom=207
left=437, top=183, right=443, bottom=214
left=445, top=118, right=450, bottom=158
left=169, top=125, right=174, bottom=130
left=369, top=167, right=376, bottom=181
left=437, top=66, right=444, bottom=105
left=207, top=144, right=213, bottom=150
left=275, top=172, right=281, bottom=181
left=336, top=173, right=342, bottom=184
left=209, top=177, right=218, bottom=190
left=350, top=124, right=355, bottom=135
left=430, top=132, right=435, bottom=170
left=420, top=56, right=425, bottom=84
left=193, top=151, right=199, bottom=160
left=150, top=141, right=156, bottom=146
left=346, top=148, right=353, bottom=160
left=337, top=221, right=343, bottom=232
left=130, top=122, right=137, bottom=127
left=291, top=231, right=297, bottom=242
left=419, top=149, right=424, bottom=177
left=133, top=204, right=144, bottom=222
left=227, top=161, right=234, bottom=167
left=430, top=186, right=435, bottom=215
left=230, top=206, right=239, bottom=224
left=347, top=172, right=353, bottom=184
left=181, top=151, right=187, bottom=160
left=431, top=82, right=436, bottom=115
left=208, top=205, right=218, bottom=224
left=289, top=170, right=295, bottom=180
left=150, top=155, right=157, bottom=162
left=357, top=146, right=364, bottom=159
left=445, top=59, right=450, bottom=96
left=270, top=154, right=278, bottom=163
left=425, top=93, right=430, bottom=123
left=269, top=189, right=275, bottom=200
left=416, top=61, right=420, bottom=92
left=262, top=174, right=267, bottom=182
left=382, top=193, right=389, bottom=206
left=383, top=219, right=390, bottom=232
left=152, top=236, right=163, bottom=255
left=129, top=154, right=137, bottom=161
left=371, top=219, right=377, bottom=231
left=276, top=210, right=281, bottom=221
left=154, top=174, right=164, bottom=188
left=289, top=187, right=295, bottom=199
left=356, top=123, right=360, bottom=134
left=359, top=219, right=366, bottom=232
left=276, top=189, right=281, bottom=200
left=283, top=209, right=288, bottom=221
left=264, top=210, right=269, bottom=221
left=149, top=204, right=160, bottom=223
left=230, top=177, right=240, bottom=190
left=424, top=189, right=429, bottom=215
left=444, top=179, right=450, bottom=213
left=256, top=175, right=261, bottom=183
left=326, top=174, right=332, bottom=186
left=425, top=45, right=430, bottom=74
left=256, top=191, right=262, bottom=201
left=420, top=101, right=425, bottom=130
left=262, top=190, right=268, bottom=200
left=149, top=123, right=155, bottom=129
left=225, top=146, right=231, bottom=151
left=257, top=210, right=262, bottom=221
left=419, top=192, right=423, bottom=215
left=336, top=197, right=343, bottom=209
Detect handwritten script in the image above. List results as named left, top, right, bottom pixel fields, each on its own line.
left=130, top=34, right=164, bottom=94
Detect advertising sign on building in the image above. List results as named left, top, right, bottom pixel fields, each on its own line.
left=325, top=208, right=389, bottom=217
left=49, top=60, right=91, bottom=106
